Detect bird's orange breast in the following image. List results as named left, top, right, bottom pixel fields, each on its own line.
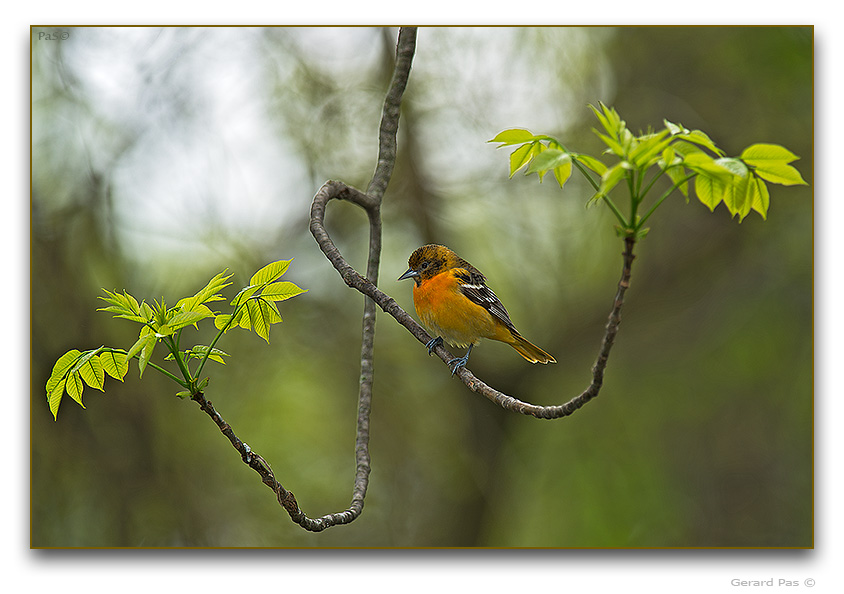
left=412, top=272, right=507, bottom=347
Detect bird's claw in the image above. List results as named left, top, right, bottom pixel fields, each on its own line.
left=426, top=337, right=471, bottom=376
left=447, top=355, right=469, bottom=377
left=425, top=336, right=443, bottom=356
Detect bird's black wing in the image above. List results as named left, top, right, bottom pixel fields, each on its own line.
left=455, top=268, right=517, bottom=333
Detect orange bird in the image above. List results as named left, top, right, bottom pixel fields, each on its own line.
left=399, top=244, right=555, bottom=375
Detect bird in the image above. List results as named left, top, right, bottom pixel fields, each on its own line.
left=398, top=244, right=556, bottom=375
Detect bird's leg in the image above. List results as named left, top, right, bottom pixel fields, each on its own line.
left=447, top=344, right=473, bottom=377
left=425, top=336, right=443, bottom=355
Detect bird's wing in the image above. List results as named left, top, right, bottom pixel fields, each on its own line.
left=455, top=268, right=517, bottom=332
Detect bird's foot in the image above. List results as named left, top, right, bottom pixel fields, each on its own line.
left=425, top=336, right=443, bottom=356
left=447, top=344, right=473, bottom=377
left=447, top=354, right=469, bottom=377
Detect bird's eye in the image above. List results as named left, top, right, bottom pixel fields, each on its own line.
left=420, top=261, right=429, bottom=270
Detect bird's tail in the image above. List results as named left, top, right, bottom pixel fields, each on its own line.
left=508, top=331, right=556, bottom=364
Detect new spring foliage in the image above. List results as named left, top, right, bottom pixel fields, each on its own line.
left=490, top=103, right=806, bottom=232
left=45, top=260, right=306, bottom=420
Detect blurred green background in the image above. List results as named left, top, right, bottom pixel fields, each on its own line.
left=31, top=26, right=812, bottom=547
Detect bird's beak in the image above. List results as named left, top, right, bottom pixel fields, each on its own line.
left=398, top=268, right=419, bottom=281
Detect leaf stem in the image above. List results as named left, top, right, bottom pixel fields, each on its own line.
left=627, top=170, right=639, bottom=225
left=194, top=300, right=245, bottom=380
left=100, top=347, right=189, bottom=387
left=640, top=167, right=666, bottom=199
left=572, top=157, right=601, bottom=191
left=637, top=172, right=697, bottom=229
left=163, top=335, right=194, bottom=387
left=602, top=195, right=629, bottom=228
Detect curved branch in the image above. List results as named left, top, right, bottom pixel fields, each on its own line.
left=219, top=26, right=415, bottom=532
left=191, top=390, right=355, bottom=531
left=459, top=237, right=636, bottom=419
left=189, top=28, right=417, bottom=533
left=343, top=26, right=416, bottom=527
left=368, top=26, right=417, bottom=201
left=310, top=179, right=637, bottom=420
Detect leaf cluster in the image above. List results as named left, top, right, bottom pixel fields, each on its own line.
left=490, top=102, right=806, bottom=236
left=45, top=260, right=306, bottom=420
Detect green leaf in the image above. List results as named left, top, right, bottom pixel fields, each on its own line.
left=166, top=310, right=212, bottom=332
left=137, top=336, right=156, bottom=379
left=712, top=158, right=770, bottom=221
left=589, top=103, right=611, bottom=135
left=174, top=303, right=215, bottom=324
left=751, top=177, right=770, bottom=219
left=553, top=158, right=573, bottom=189
left=589, top=102, right=624, bottom=139
left=97, top=306, right=149, bottom=324
left=246, top=298, right=282, bottom=342
left=663, top=164, right=690, bottom=199
left=602, top=161, right=629, bottom=192
left=666, top=120, right=724, bottom=156
left=724, top=173, right=754, bottom=221
left=595, top=131, right=626, bottom=158
left=260, top=281, right=307, bottom=302
left=664, top=119, right=688, bottom=136
left=154, top=324, right=172, bottom=338
left=589, top=103, right=638, bottom=160
left=752, top=163, right=807, bottom=186
left=590, top=162, right=628, bottom=204
left=678, top=129, right=725, bottom=157
left=148, top=298, right=170, bottom=330
left=671, top=140, right=705, bottom=158
left=235, top=304, right=251, bottom=330
left=98, top=289, right=141, bottom=316
left=526, top=149, right=570, bottom=175
left=176, top=270, right=233, bottom=313
left=509, top=142, right=535, bottom=177
left=231, top=285, right=260, bottom=307
left=714, top=157, right=749, bottom=178
left=189, top=345, right=230, bottom=364
left=97, top=290, right=151, bottom=323
left=127, top=327, right=157, bottom=377
left=127, top=329, right=151, bottom=359
left=526, top=143, right=545, bottom=179
left=489, top=128, right=536, bottom=145
left=46, top=349, right=82, bottom=395
left=140, top=301, right=155, bottom=323
left=46, top=349, right=97, bottom=420
left=574, top=154, right=607, bottom=176
left=168, top=345, right=230, bottom=365
left=740, top=143, right=799, bottom=164
left=658, top=146, right=689, bottom=198
left=629, top=129, right=671, bottom=168
left=99, top=351, right=128, bottom=381
left=694, top=174, right=726, bottom=212
left=250, top=260, right=291, bottom=287
left=214, top=313, right=233, bottom=331
left=76, top=353, right=105, bottom=391
left=65, top=371, right=84, bottom=407
left=682, top=152, right=734, bottom=183
left=659, top=146, right=676, bottom=169
left=48, top=378, right=66, bottom=420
